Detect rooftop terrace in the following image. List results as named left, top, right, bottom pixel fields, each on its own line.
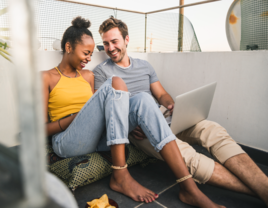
left=1, top=0, right=268, bottom=208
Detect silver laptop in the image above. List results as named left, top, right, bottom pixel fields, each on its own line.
left=168, top=82, right=217, bottom=135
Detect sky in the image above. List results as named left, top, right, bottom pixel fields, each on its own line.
left=70, top=0, right=235, bottom=51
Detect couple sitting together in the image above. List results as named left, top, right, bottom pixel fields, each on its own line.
left=43, top=16, right=268, bottom=207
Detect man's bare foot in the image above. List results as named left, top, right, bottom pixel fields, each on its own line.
left=110, top=169, right=158, bottom=203
left=179, top=186, right=226, bottom=208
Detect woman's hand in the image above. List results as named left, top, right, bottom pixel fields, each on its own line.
left=46, top=113, right=78, bottom=136
left=131, top=126, right=146, bottom=140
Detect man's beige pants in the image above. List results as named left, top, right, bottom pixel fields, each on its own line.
left=129, top=120, right=245, bottom=184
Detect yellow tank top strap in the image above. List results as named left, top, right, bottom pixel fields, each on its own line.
left=55, top=66, right=62, bottom=76
left=77, top=70, right=82, bottom=76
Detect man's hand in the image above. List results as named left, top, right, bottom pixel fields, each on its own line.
left=150, top=81, right=175, bottom=115
left=167, top=104, right=174, bottom=115
left=131, top=126, right=146, bottom=140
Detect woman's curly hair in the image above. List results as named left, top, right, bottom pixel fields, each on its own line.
left=61, top=16, right=93, bottom=53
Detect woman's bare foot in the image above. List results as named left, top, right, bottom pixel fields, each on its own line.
left=110, top=168, right=158, bottom=203
left=179, top=185, right=226, bottom=208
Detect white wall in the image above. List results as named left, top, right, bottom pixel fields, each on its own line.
left=1, top=51, right=268, bottom=151
left=148, top=51, right=268, bottom=151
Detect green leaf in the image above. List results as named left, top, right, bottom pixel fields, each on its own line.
left=0, top=47, right=10, bottom=55
left=0, top=7, right=8, bottom=16
left=0, top=28, right=9, bottom=31
left=0, top=41, right=10, bottom=49
left=0, top=51, right=12, bottom=62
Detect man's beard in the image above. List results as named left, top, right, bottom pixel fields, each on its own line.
left=110, top=48, right=126, bottom=63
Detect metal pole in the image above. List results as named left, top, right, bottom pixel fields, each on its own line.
left=147, top=0, right=220, bottom=14
left=56, top=0, right=220, bottom=15
left=144, top=14, right=147, bottom=53
left=9, top=0, right=47, bottom=207
left=178, top=0, right=184, bottom=52
left=56, top=0, right=145, bottom=14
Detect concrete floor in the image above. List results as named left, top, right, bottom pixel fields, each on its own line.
left=74, top=145, right=268, bottom=208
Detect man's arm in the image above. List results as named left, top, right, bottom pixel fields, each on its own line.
left=150, top=81, right=175, bottom=113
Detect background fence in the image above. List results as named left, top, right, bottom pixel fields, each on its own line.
left=240, top=0, right=268, bottom=50
left=0, top=0, right=201, bottom=52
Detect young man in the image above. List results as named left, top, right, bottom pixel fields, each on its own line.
left=93, top=17, right=268, bottom=206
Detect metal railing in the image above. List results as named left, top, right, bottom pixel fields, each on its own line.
left=0, top=0, right=221, bottom=53
left=56, top=0, right=220, bottom=14
left=56, top=0, right=220, bottom=52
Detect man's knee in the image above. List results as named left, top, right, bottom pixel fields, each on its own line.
left=195, top=120, right=245, bottom=164
left=175, top=140, right=214, bottom=183
left=112, top=76, right=128, bottom=92
left=192, top=154, right=215, bottom=184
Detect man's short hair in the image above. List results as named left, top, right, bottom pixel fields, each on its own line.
left=99, top=16, right=128, bottom=39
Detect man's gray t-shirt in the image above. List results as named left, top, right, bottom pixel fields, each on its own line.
left=93, top=57, right=159, bottom=97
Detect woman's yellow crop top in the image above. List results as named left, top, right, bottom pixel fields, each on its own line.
left=48, top=67, right=93, bottom=122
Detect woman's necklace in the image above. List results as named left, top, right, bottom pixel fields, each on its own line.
left=58, top=65, right=77, bottom=78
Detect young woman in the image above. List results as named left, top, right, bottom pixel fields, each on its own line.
left=43, top=16, right=224, bottom=208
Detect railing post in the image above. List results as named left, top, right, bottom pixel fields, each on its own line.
left=144, top=13, right=147, bottom=53
left=178, top=0, right=184, bottom=52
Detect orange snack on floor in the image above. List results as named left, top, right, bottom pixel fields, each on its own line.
left=87, top=194, right=116, bottom=208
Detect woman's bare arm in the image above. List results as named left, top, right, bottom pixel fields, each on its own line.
left=46, top=114, right=77, bottom=136
left=42, top=71, right=50, bottom=125
left=42, top=71, right=77, bottom=136
left=89, top=71, right=95, bottom=94
left=81, top=69, right=95, bottom=94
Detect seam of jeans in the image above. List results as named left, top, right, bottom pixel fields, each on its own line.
left=110, top=94, right=115, bottom=140
left=129, top=111, right=158, bottom=147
